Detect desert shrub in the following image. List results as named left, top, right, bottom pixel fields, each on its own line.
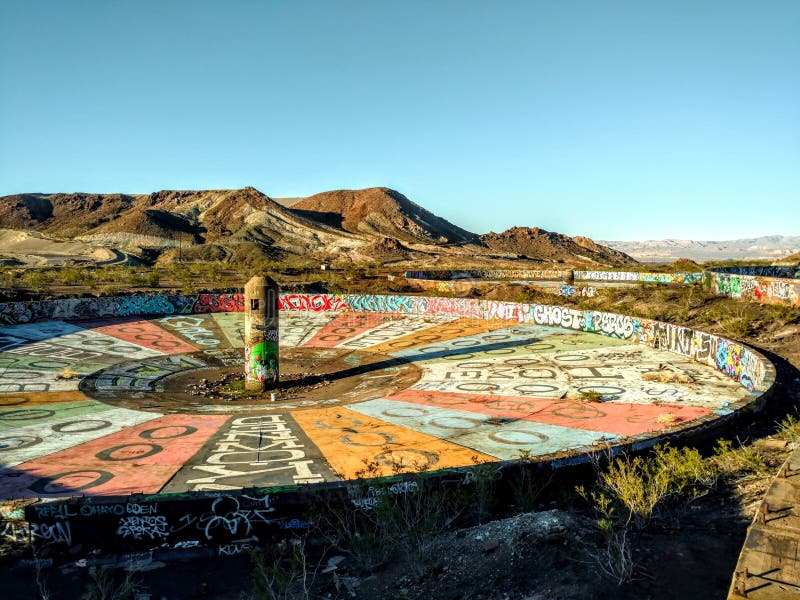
left=712, top=439, right=770, bottom=478
left=327, top=462, right=463, bottom=577
left=58, top=267, right=82, bottom=285
left=577, top=445, right=718, bottom=584
left=145, top=269, right=160, bottom=288
left=580, top=390, right=604, bottom=403
left=248, top=535, right=326, bottom=600
left=580, top=444, right=717, bottom=531
left=776, top=414, right=800, bottom=445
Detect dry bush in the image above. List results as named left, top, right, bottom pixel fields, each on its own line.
left=641, top=370, right=694, bottom=384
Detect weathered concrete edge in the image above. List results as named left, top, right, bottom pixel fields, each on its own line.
left=727, top=445, right=800, bottom=599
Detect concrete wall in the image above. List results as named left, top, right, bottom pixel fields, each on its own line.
left=402, top=269, right=703, bottom=284
left=0, top=292, right=773, bottom=391
left=574, top=270, right=703, bottom=284
left=400, top=267, right=800, bottom=306
left=404, top=269, right=571, bottom=281
left=389, top=275, right=598, bottom=298
left=705, top=267, right=800, bottom=306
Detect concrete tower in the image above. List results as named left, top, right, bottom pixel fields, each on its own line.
left=244, top=275, right=279, bottom=391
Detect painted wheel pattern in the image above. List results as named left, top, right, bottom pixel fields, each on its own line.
left=0, top=310, right=754, bottom=499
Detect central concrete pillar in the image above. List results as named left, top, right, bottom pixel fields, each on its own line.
left=244, top=275, right=279, bottom=391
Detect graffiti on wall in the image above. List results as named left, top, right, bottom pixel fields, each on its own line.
left=573, top=271, right=703, bottom=284
left=707, top=270, right=800, bottom=306
left=279, top=294, right=347, bottom=312
left=403, top=269, right=570, bottom=281
left=246, top=340, right=278, bottom=386
left=0, top=292, right=773, bottom=394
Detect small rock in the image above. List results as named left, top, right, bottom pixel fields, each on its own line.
left=323, top=555, right=347, bottom=573
left=760, top=439, right=789, bottom=449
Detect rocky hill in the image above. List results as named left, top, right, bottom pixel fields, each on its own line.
left=286, top=187, right=477, bottom=244
left=0, top=187, right=636, bottom=268
left=481, top=227, right=637, bottom=267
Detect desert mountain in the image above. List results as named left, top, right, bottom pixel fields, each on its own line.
left=600, top=236, right=800, bottom=263
left=0, top=187, right=636, bottom=267
left=0, top=193, right=136, bottom=238
left=481, top=227, right=637, bottom=267
left=284, top=187, right=477, bottom=245
left=775, top=252, right=800, bottom=266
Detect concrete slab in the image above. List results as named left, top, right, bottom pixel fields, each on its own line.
left=291, top=406, right=495, bottom=478
left=163, top=413, right=338, bottom=492
left=81, top=318, right=198, bottom=354
left=347, top=398, right=617, bottom=460
left=0, top=406, right=161, bottom=468
left=0, top=310, right=766, bottom=501
left=303, top=313, right=401, bottom=348
left=730, top=448, right=800, bottom=598
left=0, top=414, right=227, bottom=498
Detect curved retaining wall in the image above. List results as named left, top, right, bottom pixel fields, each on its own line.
left=389, top=275, right=598, bottom=298
left=0, top=291, right=775, bottom=392
left=403, top=269, right=703, bottom=284
left=404, top=269, right=571, bottom=281
left=401, top=267, right=800, bottom=307
left=705, top=266, right=800, bottom=306
left=0, top=292, right=776, bottom=563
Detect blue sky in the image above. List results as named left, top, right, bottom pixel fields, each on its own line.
left=1, top=1, right=798, bottom=240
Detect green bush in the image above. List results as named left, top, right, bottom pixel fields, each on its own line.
left=580, top=444, right=717, bottom=531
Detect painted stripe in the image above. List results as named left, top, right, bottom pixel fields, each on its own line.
left=338, top=315, right=457, bottom=352
left=304, top=313, right=401, bottom=348
left=210, top=312, right=245, bottom=348
left=0, top=353, right=110, bottom=376
left=367, top=318, right=512, bottom=355
left=388, top=389, right=712, bottom=437
left=0, top=406, right=162, bottom=468
left=0, top=321, right=86, bottom=342
left=81, top=319, right=197, bottom=354
left=347, top=398, right=617, bottom=460
left=0, top=400, right=120, bottom=431
left=154, top=314, right=231, bottom=350
left=390, top=324, right=556, bottom=362
left=163, top=413, right=338, bottom=492
left=521, top=331, right=631, bottom=354
left=32, top=330, right=161, bottom=360
left=279, top=313, right=337, bottom=349
left=0, top=391, right=91, bottom=408
left=0, top=414, right=228, bottom=498
left=291, top=406, right=495, bottom=479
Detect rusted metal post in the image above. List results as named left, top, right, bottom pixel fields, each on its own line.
left=244, top=275, right=279, bottom=391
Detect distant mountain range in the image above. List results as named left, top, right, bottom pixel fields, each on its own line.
left=600, top=236, right=800, bottom=263
left=0, top=187, right=634, bottom=268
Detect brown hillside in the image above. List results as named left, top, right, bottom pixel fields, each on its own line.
left=481, top=227, right=638, bottom=267
left=775, top=252, right=800, bottom=266
left=1, top=187, right=637, bottom=268
left=290, top=187, right=477, bottom=244
left=0, top=193, right=135, bottom=237
left=87, top=209, right=199, bottom=241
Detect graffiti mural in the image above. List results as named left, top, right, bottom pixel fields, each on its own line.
left=705, top=267, right=800, bottom=306
left=246, top=341, right=278, bottom=386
